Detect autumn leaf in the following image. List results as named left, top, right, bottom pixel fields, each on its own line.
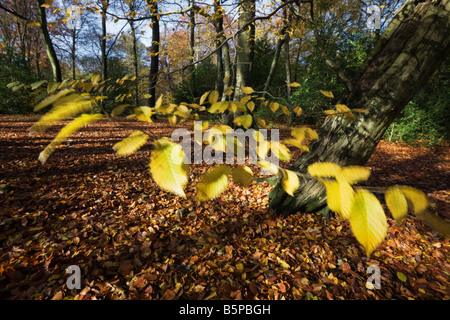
left=338, top=166, right=371, bottom=184
left=38, top=114, right=103, bottom=164
left=269, top=102, right=279, bottom=113
left=113, top=130, right=149, bottom=156
left=398, top=186, right=429, bottom=215
left=232, top=165, right=253, bottom=187
left=233, top=114, right=253, bottom=129
left=149, top=138, right=188, bottom=198
left=196, top=165, right=231, bottom=201
left=241, top=87, right=254, bottom=95
left=385, top=186, right=408, bottom=223
left=322, top=180, right=354, bottom=219
left=320, top=90, right=334, bottom=98
left=281, top=169, right=299, bottom=196
left=208, top=90, right=219, bottom=105
left=350, top=189, right=388, bottom=257
left=307, top=162, right=342, bottom=179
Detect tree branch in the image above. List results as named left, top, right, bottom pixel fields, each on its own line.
left=0, top=3, right=31, bottom=21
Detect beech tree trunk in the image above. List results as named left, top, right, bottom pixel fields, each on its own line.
left=37, top=0, right=62, bottom=82
left=148, top=0, right=160, bottom=108
left=270, top=0, right=450, bottom=215
left=100, top=0, right=109, bottom=81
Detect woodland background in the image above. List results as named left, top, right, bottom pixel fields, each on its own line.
left=0, top=0, right=449, bottom=300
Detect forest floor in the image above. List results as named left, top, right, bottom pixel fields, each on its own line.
left=0, top=115, right=449, bottom=300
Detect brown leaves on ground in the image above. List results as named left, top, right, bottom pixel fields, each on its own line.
left=0, top=116, right=448, bottom=300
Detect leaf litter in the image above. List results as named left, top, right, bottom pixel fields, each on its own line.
left=0, top=116, right=448, bottom=300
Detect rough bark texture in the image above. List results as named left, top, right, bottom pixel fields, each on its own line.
left=270, top=0, right=450, bottom=215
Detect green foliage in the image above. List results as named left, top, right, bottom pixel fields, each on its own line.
left=0, top=55, right=39, bottom=114
left=171, top=61, right=218, bottom=105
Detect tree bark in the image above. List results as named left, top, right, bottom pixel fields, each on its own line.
left=262, top=30, right=285, bottom=96
left=100, top=0, right=109, bottom=81
left=37, top=0, right=62, bottom=82
left=188, top=0, right=196, bottom=95
left=269, top=0, right=450, bottom=215
left=234, top=0, right=255, bottom=99
left=147, top=0, right=160, bottom=108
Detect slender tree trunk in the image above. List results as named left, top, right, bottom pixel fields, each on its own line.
left=284, top=25, right=291, bottom=96
left=234, top=0, right=255, bottom=99
left=262, top=28, right=286, bottom=96
left=188, top=0, right=196, bottom=95
left=214, top=0, right=224, bottom=95
left=37, top=0, right=62, bottom=82
left=130, top=19, right=139, bottom=106
left=101, top=0, right=109, bottom=81
left=270, top=0, right=450, bottom=215
left=71, top=26, right=76, bottom=80
left=148, top=0, right=160, bottom=108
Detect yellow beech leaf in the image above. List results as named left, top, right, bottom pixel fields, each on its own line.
left=209, top=101, right=228, bottom=113
left=196, top=165, right=231, bottom=201
left=258, top=160, right=279, bottom=175
left=232, top=165, right=253, bottom=187
left=224, top=87, right=234, bottom=96
left=113, top=130, right=149, bottom=156
left=338, top=166, right=371, bottom=184
left=336, top=104, right=356, bottom=121
left=134, top=106, right=153, bottom=122
left=350, top=189, right=388, bottom=257
left=30, top=95, right=93, bottom=132
left=228, top=102, right=237, bottom=113
left=269, top=102, right=279, bottom=113
left=291, top=127, right=318, bottom=143
left=257, top=118, right=268, bottom=129
left=281, top=105, right=290, bottom=115
left=398, top=186, right=429, bottom=215
left=38, top=114, right=102, bottom=164
left=34, top=89, right=75, bottom=111
left=283, top=138, right=309, bottom=152
left=257, top=139, right=270, bottom=159
left=247, top=101, right=255, bottom=112
left=324, top=110, right=337, bottom=118
left=270, top=141, right=291, bottom=161
left=233, top=114, right=253, bottom=129
left=240, top=96, right=252, bottom=105
left=307, top=162, right=342, bottom=178
left=154, top=95, right=163, bottom=110
left=320, top=90, right=334, bottom=98
left=293, top=107, right=302, bottom=117
left=208, top=90, right=219, bottom=105
left=287, top=82, right=301, bottom=87
left=149, top=138, right=188, bottom=198
left=168, top=114, right=177, bottom=125
left=385, top=186, right=408, bottom=223
left=241, top=87, right=254, bottom=95
left=281, top=169, right=300, bottom=196
left=321, top=180, right=354, bottom=219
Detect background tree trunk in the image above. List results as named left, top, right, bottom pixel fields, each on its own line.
left=100, top=0, right=109, bottom=81
left=269, top=0, right=450, bottom=215
left=37, top=0, right=62, bottom=82
left=148, top=0, right=160, bottom=108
